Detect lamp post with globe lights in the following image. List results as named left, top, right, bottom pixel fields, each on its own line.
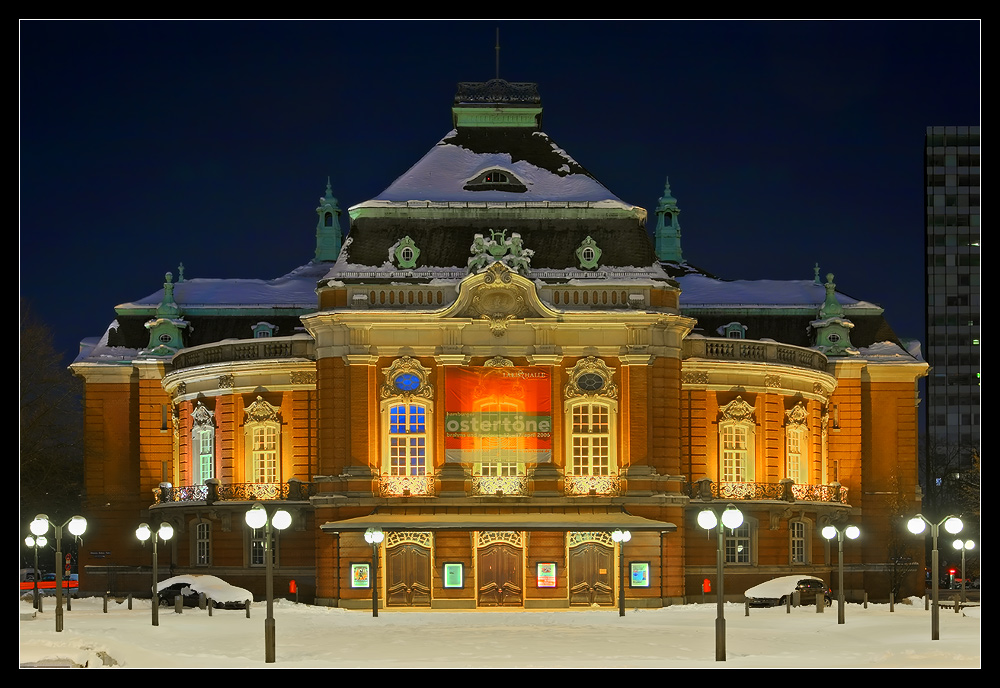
left=364, top=527, right=385, bottom=618
left=29, top=514, right=87, bottom=632
left=24, top=533, right=48, bottom=609
left=135, top=522, right=174, bottom=626
left=821, top=523, right=860, bottom=624
left=611, top=529, right=631, bottom=617
left=245, top=502, right=292, bottom=663
left=906, top=514, right=963, bottom=640
left=697, top=503, right=744, bottom=661
left=951, top=539, right=975, bottom=604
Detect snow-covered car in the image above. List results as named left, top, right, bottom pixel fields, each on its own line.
left=156, top=574, right=252, bottom=610
left=744, top=575, right=832, bottom=608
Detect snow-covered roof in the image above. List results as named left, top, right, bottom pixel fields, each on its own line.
left=675, top=274, right=880, bottom=311
left=115, top=262, right=328, bottom=313
left=351, top=129, right=635, bottom=209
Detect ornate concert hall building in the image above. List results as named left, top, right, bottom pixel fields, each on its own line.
left=71, top=79, right=927, bottom=609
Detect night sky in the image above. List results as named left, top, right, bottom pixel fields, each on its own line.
left=20, top=20, right=980, bottom=364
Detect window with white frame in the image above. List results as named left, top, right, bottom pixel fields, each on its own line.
left=719, top=396, right=755, bottom=482
left=191, top=402, right=215, bottom=484
left=564, top=357, right=619, bottom=478
left=380, top=357, right=435, bottom=478
left=389, top=403, right=428, bottom=476
left=570, top=402, right=612, bottom=476
left=790, top=520, right=807, bottom=564
left=725, top=523, right=752, bottom=564
left=477, top=399, right=524, bottom=476
left=785, top=403, right=809, bottom=483
left=249, top=526, right=277, bottom=567
left=244, top=396, right=281, bottom=484
left=195, top=521, right=212, bottom=566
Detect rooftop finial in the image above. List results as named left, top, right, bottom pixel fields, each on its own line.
left=814, top=263, right=820, bottom=284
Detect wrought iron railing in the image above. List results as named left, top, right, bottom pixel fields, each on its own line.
left=378, top=474, right=436, bottom=497
left=564, top=475, right=622, bottom=496
left=152, top=480, right=315, bottom=505
left=471, top=475, right=529, bottom=496
left=688, top=479, right=848, bottom=504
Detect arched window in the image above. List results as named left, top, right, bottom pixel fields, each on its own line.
left=380, top=357, right=435, bottom=483
left=244, top=396, right=281, bottom=484
left=785, top=403, right=809, bottom=484
left=191, top=402, right=215, bottom=484
left=564, top=358, right=619, bottom=483
left=719, top=396, right=756, bottom=482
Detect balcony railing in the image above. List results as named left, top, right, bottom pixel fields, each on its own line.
left=688, top=478, right=848, bottom=504
left=683, top=337, right=828, bottom=372
left=153, top=480, right=315, bottom=505
left=378, top=474, right=436, bottom=497
left=170, top=336, right=314, bottom=372
left=564, top=475, right=622, bottom=496
left=472, top=475, right=529, bottom=496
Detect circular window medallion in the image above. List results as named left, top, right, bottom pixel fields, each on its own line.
left=828, top=333, right=841, bottom=343
left=158, top=333, right=172, bottom=343
left=577, top=372, right=605, bottom=392
left=393, top=372, right=421, bottom=392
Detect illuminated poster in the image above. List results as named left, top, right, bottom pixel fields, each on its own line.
left=536, top=562, right=557, bottom=588
left=445, top=367, right=552, bottom=463
left=630, top=562, right=650, bottom=588
left=351, top=563, right=370, bottom=589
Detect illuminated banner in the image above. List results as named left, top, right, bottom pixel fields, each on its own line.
left=445, top=366, right=552, bottom=463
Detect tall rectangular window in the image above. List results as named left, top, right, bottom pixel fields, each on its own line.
left=389, top=404, right=427, bottom=476
left=252, top=425, right=278, bottom=483
left=571, top=403, right=611, bottom=476
left=196, top=522, right=211, bottom=566
left=790, top=521, right=806, bottom=564
left=722, top=425, right=749, bottom=481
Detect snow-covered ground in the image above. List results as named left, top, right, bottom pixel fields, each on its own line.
left=19, top=596, right=980, bottom=668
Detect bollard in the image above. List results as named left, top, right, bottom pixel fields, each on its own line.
left=745, top=600, right=749, bottom=616
left=199, top=592, right=207, bottom=610
left=816, top=592, right=824, bottom=613
left=103, top=593, right=109, bottom=614
left=208, top=599, right=214, bottom=617
left=890, top=592, right=895, bottom=612
left=66, top=591, right=72, bottom=611
left=175, top=594, right=183, bottom=614
left=128, top=593, right=133, bottom=610
left=38, top=594, right=43, bottom=613
left=863, top=592, right=868, bottom=609
left=924, top=594, right=929, bottom=611
left=954, top=594, right=961, bottom=614
left=245, top=599, right=251, bottom=619
left=786, top=594, right=792, bottom=613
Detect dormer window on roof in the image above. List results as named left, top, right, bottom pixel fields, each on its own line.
left=464, top=169, right=527, bottom=193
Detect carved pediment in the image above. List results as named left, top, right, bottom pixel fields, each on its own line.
left=450, top=262, right=548, bottom=337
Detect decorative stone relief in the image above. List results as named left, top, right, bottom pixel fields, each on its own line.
left=575, top=236, right=602, bottom=269
left=565, top=356, right=618, bottom=400
left=391, top=236, right=420, bottom=269
left=218, top=374, right=234, bottom=389
left=380, top=356, right=434, bottom=400
left=484, top=356, right=514, bottom=368
left=683, top=371, right=709, bottom=384
left=720, top=396, right=755, bottom=423
left=244, top=396, right=280, bottom=424
left=290, top=371, right=317, bottom=385
left=467, top=229, right=534, bottom=275
left=764, top=374, right=781, bottom=388
left=785, top=402, right=808, bottom=427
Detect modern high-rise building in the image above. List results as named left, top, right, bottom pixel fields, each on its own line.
left=923, top=126, right=980, bottom=500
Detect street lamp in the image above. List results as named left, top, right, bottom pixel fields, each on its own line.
left=907, top=513, right=963, bottom=640
left=611, top=529, right=632, bottom=617
left=697, top=503, right=744, bottom=661
left=245, top=503, right=292, bottom=663
left=951, top=539, right=975, bottom=604
left=24, top=534, right=48, bottom=609
left=29, top=514, right=87, bottom=632
left=364, top=527, right=385, bottom=618
left=135, top=522, right=174, bottom=626
left=821, top=523, right=860, bottom=624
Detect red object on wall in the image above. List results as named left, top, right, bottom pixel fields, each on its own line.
left=702, top=578, right=711, bottom=593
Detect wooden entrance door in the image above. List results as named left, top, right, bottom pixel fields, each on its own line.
left=569, top=542, right=615, bottom=606
left=386, top=543, right=431, bottom=607
left=477, top=543, right=523, bottom=607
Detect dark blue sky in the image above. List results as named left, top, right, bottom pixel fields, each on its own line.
left=20, top=20, right=980, bottom=362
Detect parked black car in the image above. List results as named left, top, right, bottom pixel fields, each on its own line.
left=156, top=574, right=252, bottom=610
left=745, top=575, right=832, bottom=608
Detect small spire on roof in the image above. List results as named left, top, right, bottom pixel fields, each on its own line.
left=814, top=263, right=820, bottom=285
left=178, top=262, right=186, bottom=282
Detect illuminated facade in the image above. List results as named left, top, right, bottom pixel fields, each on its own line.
left=71, top=80, right=927, bottom=608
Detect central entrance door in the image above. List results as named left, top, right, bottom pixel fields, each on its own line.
left=385, top=533, right=432, bottom=607
left=477, top=531, right=523, bottom=607
left=568, top=532, right=615, bottom=607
